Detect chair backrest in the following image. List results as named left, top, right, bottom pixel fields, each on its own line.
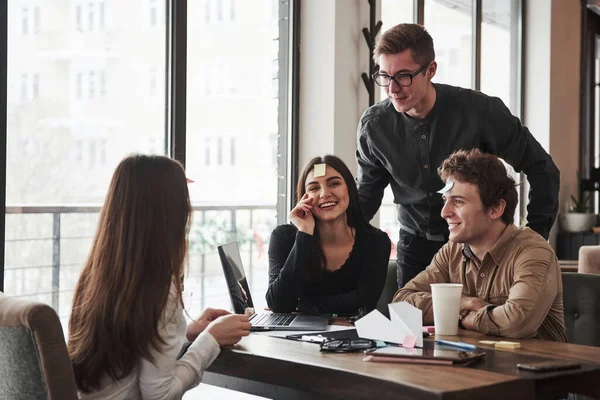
left=578, top=245, right=600, bottom=274
left=562, top=272, right=600, bottom=347
left=0, top=292, right=78, bottom=400
left=376, top=260, right=398, bottom=318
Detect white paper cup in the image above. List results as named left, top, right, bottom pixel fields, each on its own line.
left=430, top=283, right=463, bottom=335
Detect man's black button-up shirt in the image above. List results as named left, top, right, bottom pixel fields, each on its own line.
left=356, top=83, right=559, bottom=240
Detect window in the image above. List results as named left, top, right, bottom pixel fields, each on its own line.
left=74, top=1, right=105, bottom=31
left=481, top=0, right=521, bottom=114
left=76, top=5, right=82, bottom=31
left=74, top=69, right=106, bottom=100
left=33, top=7, right=41, bottom=33
left=21, top=8, right=28, bottom=35
left=581, top=9, right=600, bottom=212
left=204, top=137, right=211, bottom=166
left=230, top=137, right=236, bottom=165
left=150, top=0, right=158, bottom=26
left=425, top=0, right=472, bottom=88
left=204, top=0, right=211, bottom=23
left=20, top=74, right=27, bottom=101
left=32, top=74, right=39, bottom=99
left=99, top=1, right=105, bottom=30
left=88, top=2, right=94, bottom=31
left=217, top=0, right=223, bottom=21
left=185, top=0, right=292, bottom=313
left=2, top=0, right=294, bottom=351
left=379, top=0, right=415, bottom=248
left=89, top=71, right=95, bottom=98
left=230, top=0, right=236, bottom=21
left=99, top=71, right=105, bottom=97
left=149, top=67, right=157, bottom=96
left=76, top=73, right=83, bottom=99
left=203, top=0, right=236, bottom=24
left=4, top=0, right=168, bottom=327
left=216, top=137, right=223, bottom=165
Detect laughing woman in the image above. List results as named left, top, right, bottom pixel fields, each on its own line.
left=266, top=155, right=391, bottom=315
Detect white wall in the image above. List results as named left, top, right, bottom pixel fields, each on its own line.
left=523, top=0, right=581, bottom=245
left=299, top=0, right=370, bottom=175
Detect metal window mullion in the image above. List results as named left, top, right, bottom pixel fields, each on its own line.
left=51, top=213, right=61, bottom=311
left=414, top=0, right=424, bottom=25
left=167, top=0, right=187, bottom=166
left=290, top=0, right=301, bottom=213
left=472, top=0, right=481, bottom=91
left=278, top=0, right=299, bottom=222
left=510, top=0, right=523, bottom=118
left=515, top=0, right=527, bottom=224
left=0, top=0, right=7, bottom=292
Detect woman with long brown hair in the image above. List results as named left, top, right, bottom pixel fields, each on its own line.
left=266, top=155, right=391, bottom=315
left=68, top=154, right=251, bottom=399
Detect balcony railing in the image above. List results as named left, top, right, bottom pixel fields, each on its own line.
left=4, top=204, right=277, bottom=322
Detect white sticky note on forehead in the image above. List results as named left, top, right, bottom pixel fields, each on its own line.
left=436, top=179, right=454, bottom=194
left=313, top=163, right=326, bottom=177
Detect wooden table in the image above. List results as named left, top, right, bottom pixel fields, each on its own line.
left=204, top=329, right=600, bottom=400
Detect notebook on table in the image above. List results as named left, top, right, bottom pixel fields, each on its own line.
left=217, top=242, right=329, bottom=331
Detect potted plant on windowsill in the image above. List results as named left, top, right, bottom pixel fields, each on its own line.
left=561, top=173, right=597, bottom=233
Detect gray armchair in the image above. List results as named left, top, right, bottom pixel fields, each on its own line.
left=578, top=246, right=600, bottom=274
left=562, top=272, right=600, bottom=347
left=376, top=260, right=398, bottom=318
left=0, top=292, right=78, bottom=400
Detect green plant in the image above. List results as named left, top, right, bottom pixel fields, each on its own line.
left=569, top=171, right=593, bottom=213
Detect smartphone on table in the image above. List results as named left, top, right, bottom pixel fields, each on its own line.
left=517, top=360, right=581, bottom=372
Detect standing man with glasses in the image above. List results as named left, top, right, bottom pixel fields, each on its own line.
left=355, top=23, right=559, bottom=289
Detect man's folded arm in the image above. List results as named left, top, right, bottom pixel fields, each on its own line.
left=471, top=247, right=559, bottom=338
left=392, top=246, right=452, bottom=324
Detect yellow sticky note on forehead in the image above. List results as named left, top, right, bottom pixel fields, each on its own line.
left=313, top=163, right=326, bottom=177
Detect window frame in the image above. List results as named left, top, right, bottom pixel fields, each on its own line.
left=580, top=7, right=600, bottom=207
left=0, top=0, right=299, bottom=292
left=1, top=1, right=6, bottom=292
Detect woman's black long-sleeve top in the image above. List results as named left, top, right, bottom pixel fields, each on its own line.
left=266, top=224, right=391, bottom=314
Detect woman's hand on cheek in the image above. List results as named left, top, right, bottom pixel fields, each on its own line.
left=289, top=193, right=315, bottom=235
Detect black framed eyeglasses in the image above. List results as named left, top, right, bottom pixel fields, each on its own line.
left=372, top=64, right=428, bottom=87
left=319, top=338, right=377, bottom=353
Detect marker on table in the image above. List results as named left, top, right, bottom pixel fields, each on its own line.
left=435, top=340, right=477, bottom=351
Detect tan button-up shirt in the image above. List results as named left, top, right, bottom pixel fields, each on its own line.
left=393, top=225, right=567, bottom=342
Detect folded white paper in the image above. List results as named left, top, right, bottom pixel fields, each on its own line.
left=355, top=302, right=423, bottom=347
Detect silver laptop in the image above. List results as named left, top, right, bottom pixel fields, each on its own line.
left=217, top=242, right=329, bottom=331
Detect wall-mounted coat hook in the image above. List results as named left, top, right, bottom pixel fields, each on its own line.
left=361, top=0, right=382, bottom=106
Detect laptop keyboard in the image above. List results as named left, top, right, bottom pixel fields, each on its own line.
left=251, top=313, right=297, bottom=327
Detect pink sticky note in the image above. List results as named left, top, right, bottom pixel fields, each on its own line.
left=402, top=334, right=418, bottom=348
left=423, top=326, right=435, bottom=333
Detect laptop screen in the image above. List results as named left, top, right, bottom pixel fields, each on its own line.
left=217, top=242, right=255, bottom=314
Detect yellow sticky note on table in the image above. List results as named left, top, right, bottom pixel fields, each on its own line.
left=313, top=163, right=326, bottom=177
left=478, top=340, right=498, bottom=345
left=495, top=341, right=520, bottom=350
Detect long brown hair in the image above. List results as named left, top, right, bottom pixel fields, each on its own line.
left=68, top=154, right=191, bottom=393
left=296, top=155, right=375, bottom=279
